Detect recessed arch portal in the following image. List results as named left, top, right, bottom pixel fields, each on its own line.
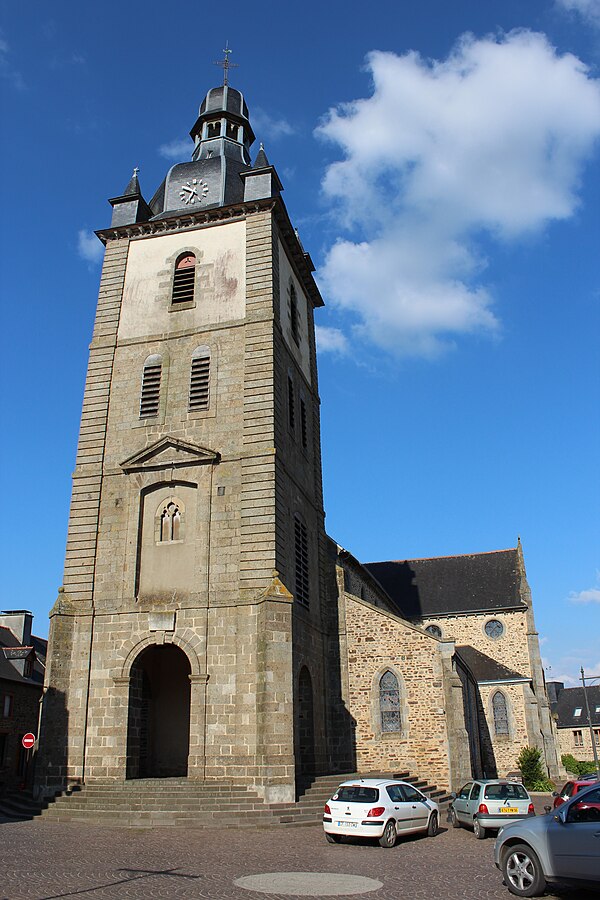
left=126, top=643, right=191, bottom=779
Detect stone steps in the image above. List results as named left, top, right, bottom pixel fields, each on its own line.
left=0, top=769, right=451, bottom=827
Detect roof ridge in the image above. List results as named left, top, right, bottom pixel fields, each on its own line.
left=367, top=548, right=518, bottom=565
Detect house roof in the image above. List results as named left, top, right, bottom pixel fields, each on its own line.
left=555, top=685, right=600, bottom=728
left=455, top=645, right=528, bottom=683
left=0, top=624, right=46, bottom=686
left=364, top=549, right=526, bottom=619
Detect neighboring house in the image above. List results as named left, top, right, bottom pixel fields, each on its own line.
left=547, top=682, right=600, bottom=761
left=0, top=610, right=46, bottom=795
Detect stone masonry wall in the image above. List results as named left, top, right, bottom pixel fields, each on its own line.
left=343, top=595, right=453, bottom=790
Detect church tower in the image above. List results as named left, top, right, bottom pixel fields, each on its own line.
left=39, top=77, right=328, bottom=803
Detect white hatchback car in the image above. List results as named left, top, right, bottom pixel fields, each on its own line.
left=323, top=778, right=440, bottom=848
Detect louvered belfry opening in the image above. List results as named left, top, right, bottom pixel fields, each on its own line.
left=294, top=515, right=309, bottom=607
left=139, top=357, right=162, bottom=418
left=172, top=253, right=196, bottom=305
left=189, top=347, right=210, bottom=410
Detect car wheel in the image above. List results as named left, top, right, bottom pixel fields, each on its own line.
left=450, top=808, right=461, bottom=829
left=325, top=832, right=341, bottom=844
left=473, top=817, right=486, bottom=840
left=427, top=812, right=438, bottom=836
left=378, top=819, right=397, bottom=848
left=502, top=843, right=547, bottom=897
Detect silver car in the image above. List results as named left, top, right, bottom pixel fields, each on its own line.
left=494, top=782, right=600, bottom=896
left=450, top=779, right=534, bottom=839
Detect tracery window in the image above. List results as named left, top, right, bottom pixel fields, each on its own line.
left=139, top=355, right=162, bottom=418
left=492, top=690, right=509, bottom=735
left=171, top=253, right=196, bottom=306
left=160, top=502, right=181, bottom=543
left=425, top=624, right=442, bottom=638
left=380, top=670, right=401, bottom=733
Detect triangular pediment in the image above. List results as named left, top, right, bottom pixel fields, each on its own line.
left=121, top=437, right=220, bottom=471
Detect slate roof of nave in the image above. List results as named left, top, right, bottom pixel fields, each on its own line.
left=455, top=645, right=528, bottom=683
left=364, top=549, right=526, bottom=619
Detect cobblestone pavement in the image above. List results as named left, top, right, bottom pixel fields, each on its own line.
left=0, top=800, right=593, bottom=900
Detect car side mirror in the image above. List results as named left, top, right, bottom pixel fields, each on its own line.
left=553, top=809, right=566, bottom=825
left=551, top=791, right=558, bottom=797
left=450, top=791, right=457, bottom=799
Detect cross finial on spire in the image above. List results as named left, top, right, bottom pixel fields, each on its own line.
left=214, top=41, right=239, bottom=86
left=133, top=166, right=139, bottom=177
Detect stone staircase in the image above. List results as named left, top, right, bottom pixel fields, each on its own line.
left=0, top=771, right=451, bottom=829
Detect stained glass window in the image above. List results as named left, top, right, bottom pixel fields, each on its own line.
left=380, top=670, right=401, bottom=733
left=492, top=691, right=509, bottom=735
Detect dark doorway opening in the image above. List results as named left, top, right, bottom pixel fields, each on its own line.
left=126, top=644, right=191, bottom=778
left=297, top=666, right=315, bottom=777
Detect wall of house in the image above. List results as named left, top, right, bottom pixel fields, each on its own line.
left=557, top=725, right=600, bottom=761
left=0, top=682, right=40, bottom=795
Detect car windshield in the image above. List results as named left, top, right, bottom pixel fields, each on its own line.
left=483, top=783, right=528, bottom=800
left=333, top=786, right=379, bottom=803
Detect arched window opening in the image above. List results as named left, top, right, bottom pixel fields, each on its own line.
left=290, top=283, right=299, bottom=344
left=294, top=515, right=309, bottom=607
left=492, top=691, right=509, bottom=735
left=139, top=355, right=162, bottom=418
left=380, top=670, right=401, bottom=733
left=160, top=502, right=181, bottom=543
left=189, top=346, right=210, bottom=411
left=206, top=120, right=221, bottom=138
left=171, top=253, right=196, bottom=305
left=426, top=624, right=442, bottom=639
left=226, top=121, right=239, bottom=140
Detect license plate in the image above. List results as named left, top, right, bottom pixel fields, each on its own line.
left=500, top=807, right=518, bottom=814
left=336, top=821, right=358, bottom=828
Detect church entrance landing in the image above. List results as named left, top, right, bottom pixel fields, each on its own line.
left=126, top=643, right=191, bottom=779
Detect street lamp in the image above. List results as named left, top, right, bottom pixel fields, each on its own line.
left=580, top=667, right=600, bottom=777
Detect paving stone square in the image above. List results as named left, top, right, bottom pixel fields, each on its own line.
left=0, top=811, right=592, bottom=900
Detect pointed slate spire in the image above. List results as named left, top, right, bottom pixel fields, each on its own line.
left=253, top=143, right=270, bottom=169
left=108, top=166, right=152, bottom=227
left=241, top=142, right=283, bottom=202
left=123, top=167, right=141, bottom=196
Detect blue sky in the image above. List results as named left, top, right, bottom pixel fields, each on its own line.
left=1, top=0, right=598, bottom=686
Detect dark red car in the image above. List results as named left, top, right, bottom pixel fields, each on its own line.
left=553, top=775, right=599, bottom=809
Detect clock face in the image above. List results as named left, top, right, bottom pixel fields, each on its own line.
left=179, top=178, right=209, bottom=205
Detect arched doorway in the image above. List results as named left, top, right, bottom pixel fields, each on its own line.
left=126, top=644, right=191, bottom=779
left=297, top=666, right=315, bottom=777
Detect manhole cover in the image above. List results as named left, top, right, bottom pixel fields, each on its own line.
left=234, top=872, right=383, bottom=896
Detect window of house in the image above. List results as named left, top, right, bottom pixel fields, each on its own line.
left=426, top=624, right=442, bottom=638
left=294, top=515, right=309, bottom=607
left=23, top=657, right=33, bottom=678
left=300, top=398, right=308, bottom=450
left=573, top=707, right=582, bottom=717
left=379, top=670, right=401, bottom=733
left=485, top=619, right=504, bottom=639
left=189, top=346, right=210, bottom=411
left=288, top=375, right=295, bottom=432
left=594, top=729, right=600, bottom=742
left=492, top=691, right=509, bottom=735
left=573, top=730, right=583, bottom=747
left=290, top=283, right=299, bottom=344
left=159, top=501, right=181, bottom=543
left=139, top=355, right=162, bottom=418
left=171, top=253, right=196, bottom=305
left=1, top=694, right=13, bottom=718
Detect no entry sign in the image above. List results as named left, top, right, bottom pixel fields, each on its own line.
left=22, top=733, right=36, bottom=749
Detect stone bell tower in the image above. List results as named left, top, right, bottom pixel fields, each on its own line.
left=38, top=76, right=329, bottom=803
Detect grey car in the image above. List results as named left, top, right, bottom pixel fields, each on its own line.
left=494, top=782, right=600, bottom=896
left=450, top=779, right=534, bottom=839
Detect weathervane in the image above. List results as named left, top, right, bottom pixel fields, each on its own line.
left=214, top=42, right=239, bottom=86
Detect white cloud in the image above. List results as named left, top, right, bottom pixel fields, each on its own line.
left=569, top=572, right=600, bottom=603
left=251, top=108, right=295, bottom=141
left=315, top=325, right=350, bottom=355
left=158, top=137, right=192, bottom=160
left=556, top=0, right=600, bottom=28
left=316, top=31, right=600, bottom=358
left=77, top=230, right=104, bottom=265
